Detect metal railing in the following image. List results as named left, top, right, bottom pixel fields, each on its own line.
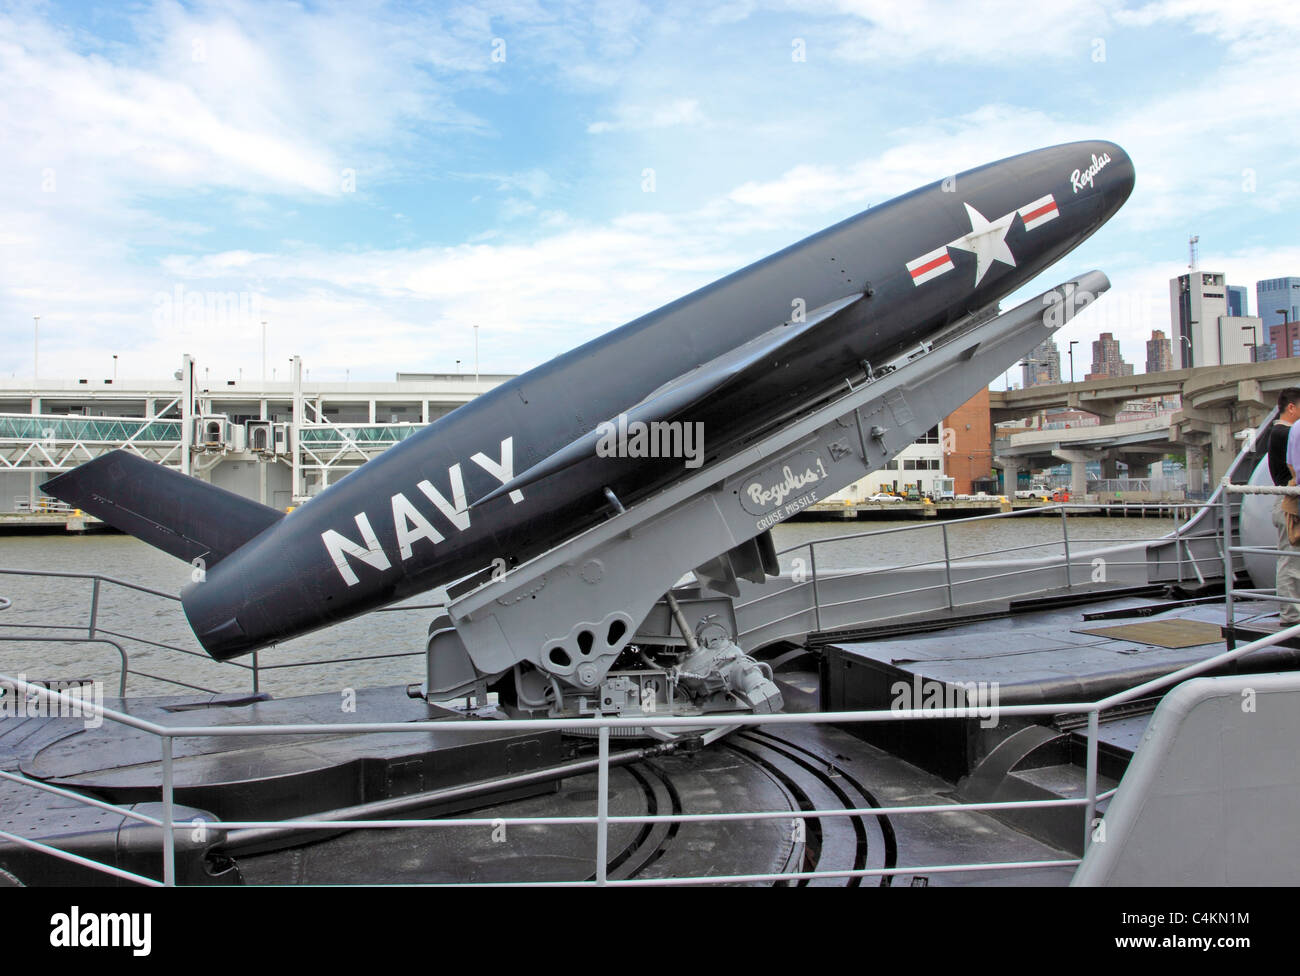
left=747, top=500, right=1219, bottom=639
left=11, top=497, right=73, bottom=514
left=0, top=485, right=1286, bottom=887
left=3, top=608, right=1297, bottom=886
left=1220, top=482, right=1300, bottom=642
left=0, top=568, right=431, bottom=697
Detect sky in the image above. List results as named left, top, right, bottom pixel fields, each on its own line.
left=3, top=0, right=1299, bottom=387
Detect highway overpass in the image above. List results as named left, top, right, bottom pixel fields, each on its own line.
left=991, top=358, right=1300, bottom=489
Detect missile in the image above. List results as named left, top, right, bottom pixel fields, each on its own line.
left=45, top=140, right=1135, bottom=661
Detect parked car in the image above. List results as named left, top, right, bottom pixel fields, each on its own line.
left=866, top=493, right=904, bottom=503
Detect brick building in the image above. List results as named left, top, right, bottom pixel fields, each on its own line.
left=1145, top=330, right=1173, bottom=373
left=942, top=388, right=994, bottom=494
left=1089, top=332, right=1134, bottom=379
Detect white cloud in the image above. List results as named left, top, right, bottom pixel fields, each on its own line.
left=818, top=0, right=1122, bottom=64
left=725, top=104, right=1081, bottom=217
left=1115, top=0, right=1300, bottom=56
left=0, top=3, right=486, bottom=203
left=588, top=98, right=707, bottom=133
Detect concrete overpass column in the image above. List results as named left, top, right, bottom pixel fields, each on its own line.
left=1148, top=460, right=1164, bottom=493
left=1186, top=444, right=1206, bottom=494
left=1054, top=450, right=1092, bottom=500
left=1210, top=422, right=1236, bottom=487
left=1101, top=455, right=1119, bottom=480
left=1001, top=461, right=1020, bottom=495
left=1072, top=461, right=1088, bottom=498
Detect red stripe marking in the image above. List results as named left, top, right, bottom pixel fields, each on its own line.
left=1021, top=201, right=1057, bottom=223
left=910, top=253, right=952, bottom=278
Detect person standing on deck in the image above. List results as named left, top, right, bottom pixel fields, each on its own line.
left=1275, top=388, right=1300, bottom=625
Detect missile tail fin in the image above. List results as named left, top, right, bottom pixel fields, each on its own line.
left=42, top=450, right=284, bottom=568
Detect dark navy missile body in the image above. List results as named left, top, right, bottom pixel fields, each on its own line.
left=46, top=140, right=1135, bottom=660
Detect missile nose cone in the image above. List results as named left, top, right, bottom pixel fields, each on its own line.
left=1088, top=139, right=1135, bottom=213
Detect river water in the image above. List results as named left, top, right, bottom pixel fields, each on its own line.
left=0, top=514, right=1175, bottom=699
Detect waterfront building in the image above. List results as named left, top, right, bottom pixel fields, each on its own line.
left=1257, top=277, right=1300, bottom=330
left=0, top=356, right=511, bottom=512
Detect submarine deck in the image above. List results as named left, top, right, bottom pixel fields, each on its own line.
left=4, top=585, right=1287, bottom=886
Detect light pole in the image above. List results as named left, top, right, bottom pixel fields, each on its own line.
left=1242, top=323, right=1258, bottom=363
left=33, top=316, right=40, bottom=381
left=261, top=321, right=267, bottom=384
left=112, top=354, right=118, bottom=382
left=1179, top=335, right=1192, bottom=369
left=474, top=324, right=480, bottom=382
left=1068, top=340, right=1078, bottom=383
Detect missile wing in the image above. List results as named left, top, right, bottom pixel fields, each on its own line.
left=473, top=292, right=867, bottom=507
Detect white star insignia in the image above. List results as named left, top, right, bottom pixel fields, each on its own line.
left=947, top=202, right=1017, bottom=286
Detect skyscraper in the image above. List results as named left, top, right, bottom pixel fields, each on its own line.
left=1171, top=272, right=1225, bottom=367
left=1227, top=285, right=1249, bottom=318
left=1170, top=271, right=1255, bottom=367
left=1257, top=277, right=1300, bottom=329
left=1021, top=337, right=1061, bottom=387
left=1146, top=329, right=1173, bottom=373
left=1089, top=332, right=1134, bottom=379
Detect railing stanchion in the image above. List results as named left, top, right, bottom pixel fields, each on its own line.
left=596, top=724, right=610, bottom=887
left=1174, top=517, right=1184, bottom=583
left=1060, top=506, right=1072, bottom=589
left=940, top=522, right=954, bottom=610
left=808, top=543, right=823, bottom=633
left=161, top=736, right=176, bottom=886
left=252, top=649, right=260, bottom=695
left=88, top=577, right=100, bottom=639
left=1083, top=709, right=1099, bottom=852
left=1222, top=480, right=1235, bottom=648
